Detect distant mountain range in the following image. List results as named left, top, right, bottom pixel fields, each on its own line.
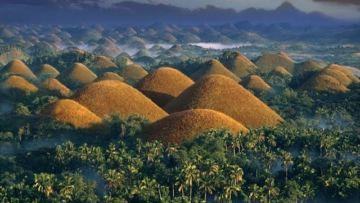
left=0, top=1, right=356, bottom=26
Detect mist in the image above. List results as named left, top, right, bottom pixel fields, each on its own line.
left=0, top=100, right=14, bottom=115
left=189, top=42, right=254, bottom=50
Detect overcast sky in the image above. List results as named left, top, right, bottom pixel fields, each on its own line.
left=2, top=0, right=360, bottom=19
left=115, top=0, right=360, bottom=19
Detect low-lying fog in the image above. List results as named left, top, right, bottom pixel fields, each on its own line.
left=189, top=42, right=254, bottom=49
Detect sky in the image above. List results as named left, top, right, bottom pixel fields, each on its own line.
left=2, top=0, right=360, bottom=19
left=132, top=0, right=360, bottom=19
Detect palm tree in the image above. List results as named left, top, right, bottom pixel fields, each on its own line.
left=223, top=182, right=241, bottom=201
left=181, top=161, right=200, bottom=202
left=264, top=178, right=279, bottom=203
left=229, top=165, right=244, bottom=185
left=199, top=173, right=215, bottom=202
left=248, top=184, right=264, bottom=203
left=145, top=142, right=163, bottom=163
left=103, top=169, right=124, bottom=192
left=280, top=151, right=293, bottom=183
left=230, top=134, right=244, bottom=155
left=284, top=180, right=304, bottom=203
left=33, top=173, right=56, bottom=198
left=59, top=176, right=75, bottom=202
left=262, top=151, right=277, bottom=172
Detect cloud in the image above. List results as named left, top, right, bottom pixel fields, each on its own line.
left=1, top=0, right=106, bottom=7
left=313, top=0, right=360, bottom=6
left=1, top=0, right=54, bottom=5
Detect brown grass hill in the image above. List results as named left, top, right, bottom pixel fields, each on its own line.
left=38, top=64, right=60, bottom=79
left=301, top=74, right=349, bottom=93
left=165, top=75, right=283, bottom=128
left=221, top=52, right=257, bottom=78
left=115, top=54, right=134, bottom=67
left=1, top=59, right=37, bottom=80
left=191, top=59, right=240, bottom=82
left=242, top=75, right=272, bottom=92
left=42, top=78, right=72, bottom=97
left=67, top=63, right=97, bottom=86
left=161, top=32, right=177, bottom=43
left=255, top=52, right=295, bottom=73
left=43, top=99, right=102, bottom=129
left=72, top=80, right=168, bottom=122
left=95, top=72, right=124, bottom=82
left=271, top=66, right=292, bottom=77
left=134, top=49, right=150, bottom=58
left=0, top=27, right=14, bottom=39
left=92, top=56, right=118, bottom=70
left=1, top=75, right=38, bottom=95
left=125, top=36, right=147, bottom=49
left=121, top=64, right=148, bottom=82
left=143, top=109, right=248, bottom=145
left=136, top=67, right=195, bottom=107
left=321, top=64, right=360, bottom=85
left=294, top=60, right=323, bottom=75
left=93, top=38, right=122, bottom=57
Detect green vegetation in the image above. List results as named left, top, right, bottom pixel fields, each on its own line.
left=0, top=83, right=359, bottom=202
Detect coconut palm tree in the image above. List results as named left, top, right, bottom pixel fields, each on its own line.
left=248, top=183, right=264, bottom=203
left=263, top=178, right=279, bottom=203
left=59, top=175, right=75, bottom=202
left=222, top=182, right=241, bottom=201
left=181, top=161, right=200, bottom=202
left=33, top=173, right=56, bottom=198
left=229, top=165, right=244, bottom=185
left=103, top=169, right=124, bottom=191
left=199, top=173, right=215, bottom=202
left=284, top=180, right=304, bottom=203
left=280, top=151, right=293, bottom=183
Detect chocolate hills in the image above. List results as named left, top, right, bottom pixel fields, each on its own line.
left=136, top=67, right=194, bottom=107
left=92, top=56, right=118, bottom=69
left=73, top=80, right=168, bottom=122
left=255, top=52, right=295, bottom=73
left=95, top=72, right=124, bottom=82
left=242, top=75, right=272, bottom=92
left=93, top=38, right=122, bottom=57
left=115, top=54, right=134, bottom=67
left=295, top=60, right=323, bottom=75
left=67, top=63, right=97, bottom=86
left=322, top=64, right=360, bottom=85
left=143, top=109, right=248, bottom=145
left=1, top=59, right=37, bottom=80
left=302, top=64, right=359, bottom=93
left=43, top=99, right=102, bottom=129
left=1, top=75, right=38, bottom=95
left=221, top=52, right=257, bottom=78
left=121, top=64, right=148, bottom=82
left=38, top=64, right=60, bottom=79
left=191, top=59, right=240, bottom=82
left=165, top=75, right=283, bottom=128
left=302, top=74, right=349, bottom=93
left=271, top=66, right=292, bottom=77
left=42, top=78, right=72, bottom=97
